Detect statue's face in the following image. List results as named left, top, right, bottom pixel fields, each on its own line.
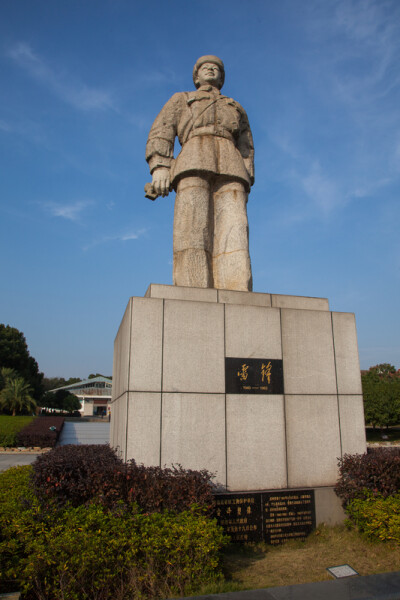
left=196, top=62, right=222, bottom=88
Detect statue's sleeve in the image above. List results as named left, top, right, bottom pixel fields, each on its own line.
left=237, top=106, right=255, bottom=186
left=145, top=93, right=183, bottom=174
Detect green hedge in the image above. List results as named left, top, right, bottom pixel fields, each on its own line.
left=346, top=493, right=400, bottom=544
left=0, top=415, right=35, bottom=447
left=0, top=466, right=227, bottom=600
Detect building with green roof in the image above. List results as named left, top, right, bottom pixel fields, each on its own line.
left=49, top=376, right=112, bottom=417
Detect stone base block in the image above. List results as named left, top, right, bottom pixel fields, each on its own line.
left=111, top=284, right=366, bottom=494
left=315, top=486, right=346, bottom=526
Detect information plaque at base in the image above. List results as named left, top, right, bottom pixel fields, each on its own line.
left=263, top=490, right=315, bottom=545
left=214, top=490, right=315, bottom=545
left=214, top=493, right=263, bottom=543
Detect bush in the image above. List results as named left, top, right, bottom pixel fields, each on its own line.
left=367, top=446, right=400, bottom=456
left=32, top=444, right=124, bottom=508
left=24, top=505, right=226, bottom=600
left=346, top=493, right=400, bottom=544
left=32, top=445, right=215, bottom=513
left=124, top=461, right=215, bottom=513
left=16, top=416, right=65, bottom=447
left=335, top=450, right=400, bottom=506
left=0, top=466, right=39, bottom=593
left=0, top=466, right=227, bottom=600
left=0, top=415, right=35, bottom=447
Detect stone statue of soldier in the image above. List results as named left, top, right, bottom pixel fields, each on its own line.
left=145, top=55, right=254, bottom=291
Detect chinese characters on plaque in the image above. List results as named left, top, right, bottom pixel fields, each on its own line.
left=214, top=490, right=315, bottom=544
left=263, top=491, right=315, bottom=545
left=214, top=493, right=262, bottom=543
left=225, top=358, right=284, bottom=394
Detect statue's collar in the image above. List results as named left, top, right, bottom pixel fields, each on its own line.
left=197, top=85, right=221, bottom=94
left=187, top=86, right=223, bottom=106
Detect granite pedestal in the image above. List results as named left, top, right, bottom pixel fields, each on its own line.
left=111, top=284, right=366, bottom=528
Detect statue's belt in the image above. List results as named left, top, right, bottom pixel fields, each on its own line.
left=187, top=126, right=234, bottom=143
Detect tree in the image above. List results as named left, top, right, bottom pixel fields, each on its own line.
left=0, top=325, right=44, bottom=401
left=362, top=364, right=400, bottom=429
left=61, top=392, right=81, bottom=413
left=0, top=377, right=37, bottom=416
left=0, top=367, right=17, bottom=390
left=42, top=377, right=80, bottom=393
left=41, top=389, right=81, bottom=413
left=364, top=363, right=398, bottom=379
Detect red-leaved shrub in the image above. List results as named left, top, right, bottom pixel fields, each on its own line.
left=335, top=449, right=400, bottom=507
left=17, top=416, right=65, bottom=448
left=125, top=461, right=215, bottom=513
left=32, top=444, right=215, bottom=513
left=32, top=444, right=123, bottom=507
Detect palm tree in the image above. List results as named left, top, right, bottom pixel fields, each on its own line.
left=0, top=367, right=17, bottom=389
left=0, top=377, right=36, bottom=416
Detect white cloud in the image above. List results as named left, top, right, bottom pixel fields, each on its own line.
left=302, top=163, right=338, bottom=208
left=267, top=0, right=400, bottom=219
left=351, top=177, right=393, bottom=199
left=334, top=0, right=389, bottom=42
left=119, top=231, right=143, bottom=241
left=0, top=114, right=50, bottom=147
left=264, top=129, right=344, bottom=216
left=141, top=68, right=176, bottom=86
left=301, top=162, right=341, bottom=214
left=308, top=0, right=400, bottom=107
left=43, top=200, right=94, bottom=222
left=83, top=228, right=147, bottom=250
left=7, top=42, right=115, bottom=112
left=268, top=131, right=300, bottom=161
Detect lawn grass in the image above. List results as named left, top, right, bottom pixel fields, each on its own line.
left=0, top=415, right=35, bottom=446
left=197, top=525, right=400, bottom=595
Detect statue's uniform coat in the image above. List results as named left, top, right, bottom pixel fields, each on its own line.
left=146, top=84, right=254, bottom=291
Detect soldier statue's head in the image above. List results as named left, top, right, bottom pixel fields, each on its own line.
left=193, top=55, right=225, bottom=90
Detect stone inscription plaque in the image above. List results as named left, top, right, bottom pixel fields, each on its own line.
left=264, top=490, right=315, bottom=545
left=214, top=490, right=315, bottom=545
left=225, top=358, right=284, bottom=394
left=214, top=493, right=263, bottom=543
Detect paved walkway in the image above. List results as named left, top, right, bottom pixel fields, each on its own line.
left=0, top=453, right=41, bottom=472
left=57, top=421, right=110, bottom=445
left=0, top=423, right=110, bottom=471
left=188, top=571, right=400, bottom=600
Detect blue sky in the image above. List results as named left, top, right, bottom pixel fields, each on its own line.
left=1, top=0, right=399, bottom=378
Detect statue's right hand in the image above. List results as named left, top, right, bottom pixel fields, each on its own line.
left=152, top=168, right=171, bottom=197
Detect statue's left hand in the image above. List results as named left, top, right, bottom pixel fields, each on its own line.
left=152, top=167, right=171, bottom=197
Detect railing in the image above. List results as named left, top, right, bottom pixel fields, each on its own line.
left=74, top=388, right=112, bottom=397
